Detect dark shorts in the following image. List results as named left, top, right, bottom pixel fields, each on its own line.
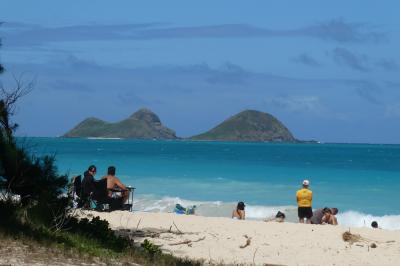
left=298, top=207, right=313, bottom=219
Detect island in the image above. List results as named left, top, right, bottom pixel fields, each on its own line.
left=190, top=109, right=297, bottom=142
left=63, top=108, right=177, bottom=139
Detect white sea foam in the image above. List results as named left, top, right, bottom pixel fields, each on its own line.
left=86, top=137, right=122, bottom=140
left=132, top=195, right=400, bottom=230
left=337, top=211, right=400, bottom=230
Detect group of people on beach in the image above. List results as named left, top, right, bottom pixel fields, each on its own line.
left=80, top=165, right=130, bottom=206
left=77, top=169, right=382, bottom=228
left=232, top=179, right=338, bottom=225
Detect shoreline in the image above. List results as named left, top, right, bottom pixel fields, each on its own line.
left=79, top=210, right=400, bottom=266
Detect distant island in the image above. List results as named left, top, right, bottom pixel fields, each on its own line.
left=190, top=110, right=297, bottom=142
left=63, top=108, right=177, bottom=139
left=64, top=108, right=301, bottom=142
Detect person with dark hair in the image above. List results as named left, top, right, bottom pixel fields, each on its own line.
left=321, top=207, right=338, bottom=225
left=371, top=221, right=379, bottom=229
left=264, top=211, right=286, bottom=223
left=102, top=166, right=129, bottom=203
left=296, top=179, right=313, bottom=224
left=81, top=165, right=97, bottom=207
left=311, top=207, right=339, bottom=224
left=232, top=201, right=246, bottom=220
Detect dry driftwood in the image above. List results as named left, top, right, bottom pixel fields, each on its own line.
left=169, top=236, right=206, bottom=246
left=240, top=235, right=252, bottom=249
left=173, top=221, right=183, bottom=234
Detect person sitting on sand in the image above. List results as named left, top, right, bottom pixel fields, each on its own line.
left=321, top=207, right=338, bottom=225
left=232, top=201, right=246, bottom=220
left=311, top=207, right=339, bottom=224
left=264, top=211, right=286, bottom=223
left=102, top=166, right=130, bottom=203
left=296, top=179, right=313, bottom=224
left=81, top=165, right=97, bottom=207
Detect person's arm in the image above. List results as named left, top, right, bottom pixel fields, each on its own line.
left=114, top=177, right=127, bottom=190
left=331, top=216, right=338, bottom=225
left=321, top=215, right=327, bottom=225
left=240, top=210, right=246, bottom=220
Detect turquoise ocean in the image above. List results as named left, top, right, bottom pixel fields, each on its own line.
left=22, top=137, right=400, bottom=229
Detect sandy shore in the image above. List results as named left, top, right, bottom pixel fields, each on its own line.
left=80, top=210, right=400, bottom=266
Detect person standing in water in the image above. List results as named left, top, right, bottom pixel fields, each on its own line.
left=296, top=179, right=313, bottom=224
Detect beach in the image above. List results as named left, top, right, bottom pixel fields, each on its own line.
left=80, top=210, right=400, bottom=266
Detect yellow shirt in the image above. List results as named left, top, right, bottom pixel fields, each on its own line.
left=296, top=188, right=312, bottom=207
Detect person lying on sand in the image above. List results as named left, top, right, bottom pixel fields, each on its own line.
left=264, top=211, right=286, bottom=223
left=321, top=207, right=338, bottom=225
left=232, top=201, right=246, bottom=220
left=102, top=166, right=130, bottom=203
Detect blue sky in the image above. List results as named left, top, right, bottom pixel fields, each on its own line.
left=1, top=0, right=399, bottom=143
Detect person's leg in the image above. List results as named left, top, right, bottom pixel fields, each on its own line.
left=305, top=207, right=312, bottom=224
left=298, top=207, right=304, bottom=223
left=122, top=190, right=129, bottom=203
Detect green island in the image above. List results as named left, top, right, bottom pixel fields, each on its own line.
left=64, top=108, right=178, bottom=139
left=64, top=108, right=300, bottom=143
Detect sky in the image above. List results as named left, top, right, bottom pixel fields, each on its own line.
left=0, top=0, right=399, bottom=143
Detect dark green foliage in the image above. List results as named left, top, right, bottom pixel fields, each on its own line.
left=0, top=80, right=68, bottom=227
left=141, top=239, right=162, bottom=257
left=65, top=216, right=130, bottom=252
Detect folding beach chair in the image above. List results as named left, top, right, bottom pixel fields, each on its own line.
left=91, top=179, right=134, bottom=212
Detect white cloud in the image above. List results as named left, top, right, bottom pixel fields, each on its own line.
left=266, top=96, right=323, bottom=113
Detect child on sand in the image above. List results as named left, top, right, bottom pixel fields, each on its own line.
left=232, top=201, right=246, bottom=220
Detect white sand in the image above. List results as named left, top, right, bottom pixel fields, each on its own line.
left=80, top=211, right=400, bottom=266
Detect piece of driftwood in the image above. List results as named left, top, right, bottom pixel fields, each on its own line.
left=173, top=221, right=183, bottom=234
left=240, top=235, right=251, bottom=248
left=169, top=236, right=206, bottom=246
left=136, top=218, right=142, bottom=230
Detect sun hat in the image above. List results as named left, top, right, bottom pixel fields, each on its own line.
left=302, top=179, right=310, bottom=186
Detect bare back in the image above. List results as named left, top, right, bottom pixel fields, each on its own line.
left=103, top=175, right=126, bottom=191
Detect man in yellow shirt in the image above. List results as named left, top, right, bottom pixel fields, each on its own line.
left=296, top=179, right=313, bottom=224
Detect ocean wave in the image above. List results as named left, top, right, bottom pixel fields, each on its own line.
left=132, top=195, right=400, bottom=230
left=337, top=211, right=400, bottom=230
